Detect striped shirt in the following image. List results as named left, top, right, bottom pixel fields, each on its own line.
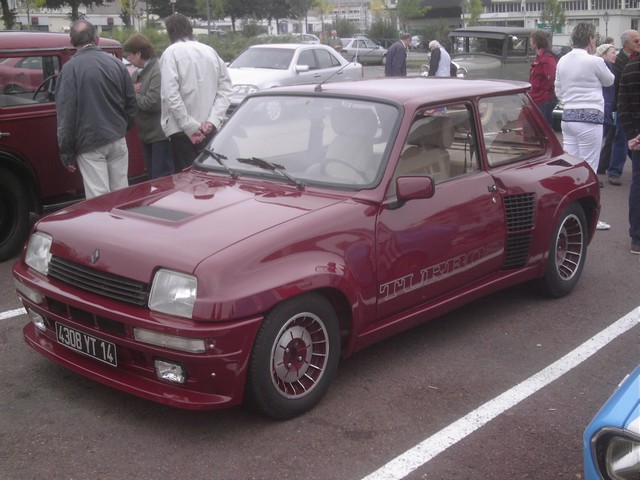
left=617, top=55, right=640, bottom=141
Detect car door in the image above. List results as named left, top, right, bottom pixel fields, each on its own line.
left=375, top=103, right=507, bottom=320
left=0, top=53, right=83, bottom=200
left=294, top=48, right=340, bottom=85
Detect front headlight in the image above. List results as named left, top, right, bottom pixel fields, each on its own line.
left=25, top=232, right=52, bottom=275
left=456, top=66, right=467, bottom=78
left=232, top=84, right=259, bottom=95
left=149, top=269, right=197, bottom=319
left=594, top=429, right=640, bottom=479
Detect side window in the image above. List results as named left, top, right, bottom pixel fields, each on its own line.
left=298, top=50, right=317, bottom=70
left=0, top=55, right=60, bottom=107
left=316, top=49, right=340, bottom=69
left=507, top=35, right=528, bottom=57
left=392, top=103, right=480, bottom=193
left=480, top=94, right=547, bottom=167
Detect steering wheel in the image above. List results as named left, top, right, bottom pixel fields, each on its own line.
left=323, top=157, right=368, bottom=183
left=32, top=74, right=57, bottom=101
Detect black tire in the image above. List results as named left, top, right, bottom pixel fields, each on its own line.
left=0, top=170, right=30, bottom=262
left=245, top=293, right=341, bottom=419
left=537, top=203, right=587, bottom=298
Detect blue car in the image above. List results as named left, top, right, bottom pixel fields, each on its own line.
left=584, top=365, right=640, bottom=479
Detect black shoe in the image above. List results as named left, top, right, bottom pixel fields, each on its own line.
left=599, top=180, right=604, bottom=188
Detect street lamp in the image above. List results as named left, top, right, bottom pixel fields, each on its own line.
left=170, top=0, right=176, bottom=14
left=604, top=11, right=609, bottom=38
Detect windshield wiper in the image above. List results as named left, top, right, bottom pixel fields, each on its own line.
left=237, top=156, right=305, bottom=190
left=199, top=148, right=238, bottom=178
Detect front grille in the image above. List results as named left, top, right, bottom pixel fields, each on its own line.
left=48, top=256, right=149, bottom=306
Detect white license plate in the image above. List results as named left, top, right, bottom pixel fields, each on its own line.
left=56, top=322, right=117, bottom=366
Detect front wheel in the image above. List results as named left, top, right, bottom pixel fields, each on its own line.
left=537, top=203, right=587, bottom=298
left=245, top=293, right=341, bottom=419
left=0, top=170, right=31, bottom=262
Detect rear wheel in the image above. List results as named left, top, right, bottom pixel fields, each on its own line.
left=0, top=170, right=31, bottom=261
left=537, top=203, right=587, bottom=298
left=245, top=293, right=341, bottom=419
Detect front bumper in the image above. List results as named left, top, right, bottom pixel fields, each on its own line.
left=15, top=263, right=263, bottom=410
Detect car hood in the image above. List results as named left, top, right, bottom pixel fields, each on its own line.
left=39, top=172, right=346, bottom=282
left=228, top=67, right=290, bottom=88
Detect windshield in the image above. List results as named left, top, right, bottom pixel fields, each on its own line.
left=196, top=95, right=399, bottom=188
left=229, top=48, right=295, bottom=70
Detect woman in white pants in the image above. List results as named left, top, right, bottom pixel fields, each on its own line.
left=555, top=22, right=615, bottom=230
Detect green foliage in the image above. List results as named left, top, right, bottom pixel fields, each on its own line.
left=396, top=0, right=428, bottom=31
left=463, top=0, right=483, bottom=27
left=1, top=0, right=16, bottom=30
left=540, top=0, right=566, bottom=40
left=416, top=19, right=453, bottom=50
left=368, top=18, right=397, bottom=41
left=332, top=16, right=356, bottom=37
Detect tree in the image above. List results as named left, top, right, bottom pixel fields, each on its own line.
left=463, top=0, right=483, bottom=27
left=44, top=0, right=107, bottom=21
left=396, top=0, right=427, bottom=32
left=540, top=0, right=565, bottom=39
left=1, top=0, right=16, bottom=30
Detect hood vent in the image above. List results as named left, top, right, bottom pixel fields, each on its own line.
left=126, top=205, right=192, bottom=221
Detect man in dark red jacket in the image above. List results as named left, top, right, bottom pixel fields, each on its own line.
left=529, top=30, right=557, bottom=127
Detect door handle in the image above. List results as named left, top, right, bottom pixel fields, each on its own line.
left=487, top=184, right=497, bottom=192
left=0, top=132, right=10, bottom=137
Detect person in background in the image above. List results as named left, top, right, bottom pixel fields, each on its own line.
left=529, top=30, right=558, bottom=128
left=595, top=44, right=617, bottom=177
left=55, top=19, right=137, bottom=199
left=328, top=29, right=342, bottom=50
left=427, top=40, right=451, bottom=77
left=160, top=13, right=232, bottom=172
left=555, top=22, right=614, bottom=230
left=385, top=33, right=411, bottom=77
left=606, top=30, right=640, bottom=185
left=124, top=33, right=173, bottom=180
left=617, top=52, right=640, bottom=254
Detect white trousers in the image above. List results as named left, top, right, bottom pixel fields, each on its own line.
left=76, top=137, right=129, bottom=199
left=561, top=121, right=603, bottom=172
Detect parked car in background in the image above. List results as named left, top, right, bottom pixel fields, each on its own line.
left=551, top=44, right=572, bottom=59
left=295, top=33, right=320, bottom=44
left=445, top=26, right=536, bottom=81
left=15, top=76, right=600, bottom=420
left=338, top=37, right=387, bottom=65
left=0, top=31, right=146, bottom=262
left=583, top=365, right=640, bottom=479
left=226, top=43, right=363, bottom=116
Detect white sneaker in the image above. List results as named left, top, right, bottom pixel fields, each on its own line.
left=596, top=220, right=611, bottom=230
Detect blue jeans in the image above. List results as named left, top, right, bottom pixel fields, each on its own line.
left=142, top=139, right=174, bottom=179
left=536, top=97, right=557, bottom=128
left=630, top=152, right=640, bottom=245
left=607, top=121, right=629, bottom=177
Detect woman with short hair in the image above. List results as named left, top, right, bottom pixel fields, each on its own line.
left=555, top=23, right=615, bottom=230
left=124, top=33, right=174, bottom=179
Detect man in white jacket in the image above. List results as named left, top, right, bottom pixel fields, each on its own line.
left=160, top=13, right=233, bottom=171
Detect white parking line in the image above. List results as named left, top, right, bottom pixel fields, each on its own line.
left=362, top=307, right=640, bottom=480
left=0, top=307, right=26, bottom=321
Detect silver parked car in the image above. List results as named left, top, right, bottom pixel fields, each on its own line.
left=338, top=37, right=387, bottom=65
left=227, top=43, right=363, bottom=116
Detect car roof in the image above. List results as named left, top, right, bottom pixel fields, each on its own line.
left=0, top=31, right=121, bottom=53
left=248, top=43, right=332, bottom=50
left=259, top=77, right=531, bottom=106
left=450, top=26, right=535, bottom=35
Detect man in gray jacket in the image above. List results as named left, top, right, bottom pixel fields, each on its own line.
left=56, top=20, right=138, bottom=198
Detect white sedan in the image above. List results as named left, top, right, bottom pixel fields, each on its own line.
left=226, top=43, right=363, bottom=116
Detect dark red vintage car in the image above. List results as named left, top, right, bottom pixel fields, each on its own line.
left=14, top=77, right=601, bottom=419
left=0, top=31, right=146, bottom=262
